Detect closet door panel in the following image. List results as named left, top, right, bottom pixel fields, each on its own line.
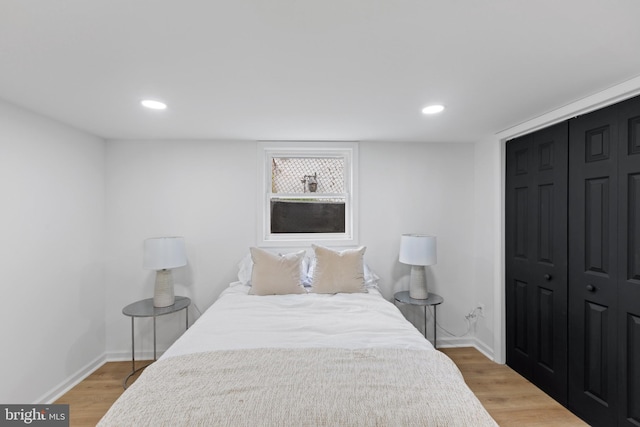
left=627, top=174, right=640, bottom=280
left=624, top=314, right=640, bottom=426
left=569, top=106, right=619, bottom=426
left=585, top=177, right=611, bottom=274
left=537, top=287, right=555, bottom=368
left=583, top=301, right=610, bottom=404
left=617, top=96, right=640, bottom=427
left=537, top=184, right=554, bottom=263
left=531, top=123, right=568, bottom=402
left=507, top=136, right=535, bottom=377
left=506, top=122, right=568, bottom=404
left=514, top=279, right=529, bottom=355
left=515, top=187, right=530, bottom=259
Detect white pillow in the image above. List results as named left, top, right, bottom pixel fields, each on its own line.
left=237, top=251, right=309, bottom=286
left=310, top=244, right=366, bottom=294
left=249, top=247, right=307, bottom=296
left=237, top=252, right=254, bottom=285
left=307, top=254, right=379, bottom=289
left=362, top=263, right=380, bottom=289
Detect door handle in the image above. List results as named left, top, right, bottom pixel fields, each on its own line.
left=544, top=274, right=552, bottom=281
left=586, top=284, right=596, bottom=292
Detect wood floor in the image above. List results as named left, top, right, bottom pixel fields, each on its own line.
left=440, top=348, right=586, bottom=426
left=55, top=347, right=586, bottom=426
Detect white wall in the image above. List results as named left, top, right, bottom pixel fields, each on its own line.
left=104, top=140, right=482, bottom=356
left=0, top=99, right=106, bottom=403
left=471, top=139, right=501, bottom=358
left=104, top=140, right=257, bottom=357
left=359, top=142, right=480, bottom=346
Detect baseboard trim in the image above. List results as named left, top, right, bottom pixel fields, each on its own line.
left=437, top=336, right=496, bottom=361
left=471, top=337, right=495, bottom=361
left=38, top=354, right=106, bottom=404
left=105, top=350, right=166, bottom=362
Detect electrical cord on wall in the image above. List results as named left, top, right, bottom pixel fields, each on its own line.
left=427, top=306, right=482, bottom=338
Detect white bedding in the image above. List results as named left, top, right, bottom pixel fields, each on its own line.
left=162, top=283, right=431, bottom=360
left=101, top=283, right=498, bottom=426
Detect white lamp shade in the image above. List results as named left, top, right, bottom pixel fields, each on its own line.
left=143, top=237, right=187, bottom=270
left=399, top=234, right=437, bottom=266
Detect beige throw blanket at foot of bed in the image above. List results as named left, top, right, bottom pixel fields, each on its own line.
left=99, top=348, right=497, bottom=427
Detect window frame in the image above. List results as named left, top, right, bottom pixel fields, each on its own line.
left=257, top=141, right=359, bottom=247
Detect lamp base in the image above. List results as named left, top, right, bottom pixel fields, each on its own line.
left=154, top=269, right=175, bottom=307
left=409, top=265, right=429, bottom=300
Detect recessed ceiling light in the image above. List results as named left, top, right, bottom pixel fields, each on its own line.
left=141, top=99, right=167, bottom=110
left=422, top=104, right=445, bottom=115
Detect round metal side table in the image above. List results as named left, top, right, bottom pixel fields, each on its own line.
left=394, top=291, right=443, bottom=348
left=122, top=296, right=190, bottom=388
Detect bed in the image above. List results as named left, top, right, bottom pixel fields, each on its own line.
left=99, top=246, right=497, bottom=426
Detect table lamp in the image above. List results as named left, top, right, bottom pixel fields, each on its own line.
left=399, top=234, right=437, bottom=299
left=143, top=237, right=187, bottom=307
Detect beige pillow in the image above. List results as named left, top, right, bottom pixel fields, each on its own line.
left=310, top=244, right=366, bottom=294
left=249, top=247, right=306, bottom=295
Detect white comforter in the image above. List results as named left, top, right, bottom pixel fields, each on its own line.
left=161, top=283, right=431, bottom=360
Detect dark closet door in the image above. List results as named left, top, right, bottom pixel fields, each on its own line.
left=568, top=105, right=619, bottom=426
left=617, top=96, right=640, bottom=427
left=506, top=122, right=568, bottom=404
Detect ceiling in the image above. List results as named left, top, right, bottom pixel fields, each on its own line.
left=2, top=0, right=640, bottom=143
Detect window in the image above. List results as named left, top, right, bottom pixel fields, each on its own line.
left=258, top=142, right=358, bottom=246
